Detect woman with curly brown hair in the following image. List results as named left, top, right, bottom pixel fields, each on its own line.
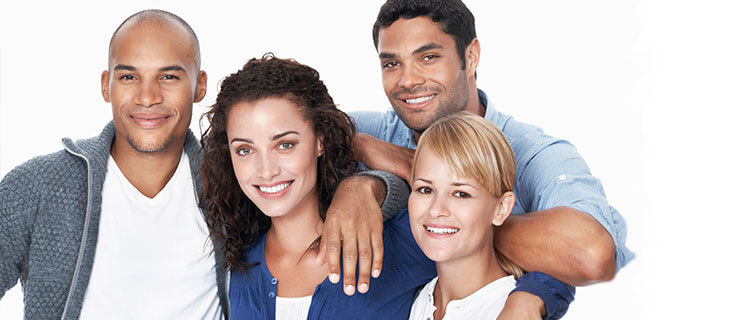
left=199, top=54, right=435, bottom=320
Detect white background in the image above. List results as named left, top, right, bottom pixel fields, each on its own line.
left=1, top=0, right=742, bottom=318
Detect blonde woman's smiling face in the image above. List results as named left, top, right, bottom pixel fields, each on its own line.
left=408, top=146, right=506, bottom=263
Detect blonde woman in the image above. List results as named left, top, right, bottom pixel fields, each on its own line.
left=407, top=112, right=524, bottom=320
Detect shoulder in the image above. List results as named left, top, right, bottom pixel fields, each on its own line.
left=1, top=149, right=86, bottom=192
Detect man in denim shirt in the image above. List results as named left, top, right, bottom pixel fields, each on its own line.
left=344, top=0, right=633, bottom=318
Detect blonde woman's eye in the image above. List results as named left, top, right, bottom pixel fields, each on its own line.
left=416, top=186, right=433, bottom=194
left=278, top=142, right=294, bottom=150
left=453, top=191, right=471, bottom=198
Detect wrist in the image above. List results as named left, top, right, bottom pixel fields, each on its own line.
left=343, top=175, right=386, bottom=205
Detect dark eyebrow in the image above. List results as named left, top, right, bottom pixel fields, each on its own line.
left=114, top=64, right=135, bottom=71
left=159, top=65, right=186, bottom=73
left=230, top=138, right=253, bottom=144
left=413, top=43, right=443, bottom=55
left=379, top=52, right=397, bottom=60
left=271, top=131, right=299, bottom=141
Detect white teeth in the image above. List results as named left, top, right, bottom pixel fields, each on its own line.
left=405, top=94, right=435, bottom=104
left=426, top=226, right=460, bottom=234
left=259, top=182, right=291, bottom=194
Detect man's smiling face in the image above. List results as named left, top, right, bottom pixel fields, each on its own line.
left=102, top=19, right=205, bottom=153
left=377, top=16, right=470, bottom=134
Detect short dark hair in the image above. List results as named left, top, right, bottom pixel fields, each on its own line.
left=372, top=0, right=476, bottom=69
left=199, top=53, right=357, bottom=270
left=109, top=9, right=201, bottom=70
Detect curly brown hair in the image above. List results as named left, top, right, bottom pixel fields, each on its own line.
left=199, top=53, right=358, bottom=270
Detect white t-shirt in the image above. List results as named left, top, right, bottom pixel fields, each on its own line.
left=79, top=152, right=221, bottom=320
left=408, top=275, right=516, bottom=320
left=276, top=295, right=313, bottom=320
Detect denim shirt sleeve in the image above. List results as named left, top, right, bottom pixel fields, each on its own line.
left=511, top=271, right=575, bottom=320
left=509, top=128, right=633, bottom=270
left=349, top=110, right=388, bottom=137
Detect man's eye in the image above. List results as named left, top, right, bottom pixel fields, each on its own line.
left=416, top=186, right=433, bottom=194
left=119, top=75, right=136, bottom=80
left=383, top=61, right=399, bottom=69
left=423, top=54, right=438, bottom=61
left=162, top=74, right=179, bottom=80
left=236, top=148, right=254, bottom=156
left=278, top=142, right=294, bottom=150
left=453, top=191, right=471, bottom=198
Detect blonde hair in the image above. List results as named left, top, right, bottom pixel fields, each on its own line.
left=411, top=112, right=523, bottom=279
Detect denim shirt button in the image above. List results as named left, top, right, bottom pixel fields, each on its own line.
left=271, top=277, right=278, bottom=285
left=268, top=292, right=276, bottom=298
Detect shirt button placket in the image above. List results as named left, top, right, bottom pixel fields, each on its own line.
left=269, top=277, right=278, bottom=298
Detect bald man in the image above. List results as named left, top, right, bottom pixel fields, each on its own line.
left=0, top=9, right=408, bottom=319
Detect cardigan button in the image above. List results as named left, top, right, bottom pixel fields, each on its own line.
left=271, top=277, right=278, bottom=285
left=268, top=292, right=276, bottom=298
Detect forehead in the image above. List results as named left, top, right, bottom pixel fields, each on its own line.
left=377, top=16, right=456, bottom=54
left=227, top=98, right=313, bottom=136
left=110, top=20, right=196, bottom=71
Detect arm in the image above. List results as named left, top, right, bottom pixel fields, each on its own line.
left=495, top=207, right=616, bottom=286
left=317, top=171, right=410, bottom=295
left=352, top=133, right=415, bottom=183
left=0, top=165, right=35, bottom=299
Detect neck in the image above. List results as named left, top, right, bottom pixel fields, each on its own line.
left=266, top=191, right=323, bottom=255
left=110, top=136, right=186, bottom=198
left=462, top=83, right=485, bottom=117
left=433, top=239, right=507, bottom=315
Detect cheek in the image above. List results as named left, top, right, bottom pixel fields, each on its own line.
left=407, top=194, right=428, bottom=220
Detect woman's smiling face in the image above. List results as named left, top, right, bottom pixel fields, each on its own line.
left=408, top=145, right=505, bottom=263
left=226, top=97, right=323, bottom=218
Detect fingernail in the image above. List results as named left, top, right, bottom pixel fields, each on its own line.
left=359, top=283, right=368, bottom=293
left=345, top=285, right=355, bottom=295
left=372, top=269, right=380, bottom=278
left=329, top=273, right=339, bottom=283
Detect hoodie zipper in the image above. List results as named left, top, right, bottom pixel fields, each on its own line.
left=60, top=146, right=93, bottom=320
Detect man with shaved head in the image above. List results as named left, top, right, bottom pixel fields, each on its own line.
left=0, top=9, right=409, bottom=318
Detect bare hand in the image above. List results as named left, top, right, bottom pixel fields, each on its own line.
left=496, top=291, right=546, bottom=320
left=316, top=175, right=386, bottom=296
left=353, top=133, right=415, bottom=183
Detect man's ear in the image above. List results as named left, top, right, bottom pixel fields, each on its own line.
left=316, top=135, right=324, bottom=157
left=465, top=38, right=481, bottom=78
left=101, top=70, right=111, bottom=102
left=492, top=191, right=515, bottom=226
left=193, top=70, right=207, bottom=103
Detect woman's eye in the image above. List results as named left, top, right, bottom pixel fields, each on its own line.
left=453, top=191, right=471, bottom=198
left=278, top=142, right=294, bottom=150
left=236, top=148, right=253, bottom=156
left=416, top=186, right=434, bottom=194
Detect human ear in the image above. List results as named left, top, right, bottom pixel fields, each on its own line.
left=316, top=135, right=324, bottom=157
left=101, top=70, right=111, bottom=102
left=465, top=38, right=481, bottom=78
left=491, top=191, right=515, bottom=226
left=193, top=70, right=208, bottom=103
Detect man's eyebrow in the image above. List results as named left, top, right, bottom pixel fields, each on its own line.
left=379, top=52, right=397, bottom=60
left=413, top=43, right=443, bottom=55
left=159, top=65, right=186, bottom=72
left=114, top=64, right=135, bottom=71
left=271, top=131, right=299, bottom=141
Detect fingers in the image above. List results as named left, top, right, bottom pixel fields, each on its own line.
left=370, top=228, right=384, bottom=280
left=342, top=228, right=358, bottom=296
left=324, top=213, right=342, bottom=284
left=356, top=228, right=373, bottom=294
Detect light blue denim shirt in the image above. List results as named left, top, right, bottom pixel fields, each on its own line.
left=349, top=89, right=633, bottom=270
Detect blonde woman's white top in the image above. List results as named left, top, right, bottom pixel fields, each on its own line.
left=408, top=275, right=516, bottom=320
